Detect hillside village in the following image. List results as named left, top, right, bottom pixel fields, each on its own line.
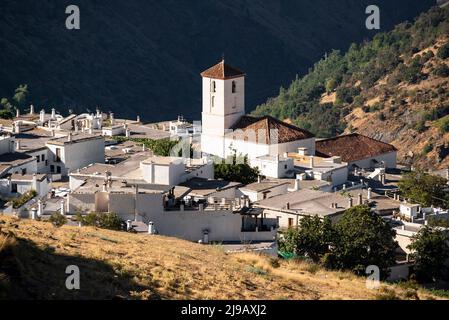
left=1, top=58, right=448, bottom=291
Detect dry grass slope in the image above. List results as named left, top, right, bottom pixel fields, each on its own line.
left=0, top=215, right=443, bottom=300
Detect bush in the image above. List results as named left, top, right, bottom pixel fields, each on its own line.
left=432, top=64, right=449, bottom=77
left=49, top=212, right=67, bottom=228
left=80, top=212, right=123, bottom=230
left=437, top=43, right=449, bottom=59
left=11, top=190, right=38, bottom=209
left=422, top=143, right=433, bottom=155
left=435, top=115, right=449, bottom=133
left=414, top=120, right=427, bottom=133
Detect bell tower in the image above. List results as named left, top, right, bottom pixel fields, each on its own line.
left=200, top=59, right=245, bottom=157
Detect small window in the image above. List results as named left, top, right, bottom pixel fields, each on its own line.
left=45, top=160, right=48, bottom=166
left=232, top=81, right=236, bottom=93
left=36, top=156, right=40, bottom=163
left=11, top=183, right=17, bottom=193
left=211, top=81, right=216, bottom=93
left=57, top=166, right=61, bottom=174
left=50, top=165, right=55, bottom=173
left=55, top=148, right=61, bottom=162
left=288, top=218, right=294, bottom=228
left=284, top=165, right=288, bottom=170
left=41, top=154, right=45, bottom=161
left=21, top=168, right=26, bottom=175
left=211, top=96, right=215, bottom=108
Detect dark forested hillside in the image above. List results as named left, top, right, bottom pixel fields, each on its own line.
left=253, top=6, right=449, bottom=169
left=0, top=0, right=434, bottom=122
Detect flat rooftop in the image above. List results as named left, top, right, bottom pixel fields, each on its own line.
left=46, top=133, right=103, bottom=146
left=255, top=189, right=350, bottom=217
left=240, top=180, right=290, bottom=192
left=180, top=178, right=242, bottom=197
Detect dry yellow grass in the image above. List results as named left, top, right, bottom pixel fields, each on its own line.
left=0, top=215, right=442, bottom=300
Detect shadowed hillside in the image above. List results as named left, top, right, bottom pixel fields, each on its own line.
left=0, top=0, right=434, bottom=122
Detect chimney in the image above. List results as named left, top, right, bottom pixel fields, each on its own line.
left=40, top=109, right=45, bottom=123
left=309, top=156, right=315, bottom=168
left=148, top=221, right=155, bottom=235
left=37, top=199, right=43, bottom=217
left=298, top=147, right=309, bottom=156
left=358, top=193, right=363, bottom=206
left=51, top=108, right=56, bottom=119
left=126, top=128, right=131, bottom=138
left=16, top=108, right=20, bottom=118
left=126, top=220, right=133, bottom=231
left=29, top=104, right=34, bottom=115
left=286, top=202, right=290, bottom=210
left=88, top=127, right=93, bottom=134
left=367, top=188, right=372, bottom=200
left=294, top=178, right=300, bottom=191
left=96, top=108, right=101, bottom=117
left=102, top=181, right=107, bottom=192
left=31, top=208, right=37, bottom=220
left=257, top=175, right=262, bottom=183
left=348, top=197, right=354, bottom=208
left=15, top=140, right=21, bottom=151
left=67, top=133, right=72, bottom=142
left=110, top=112, right=115, bottom=126
left=137, top=115, right=141, bottom=123
left=380, top=173, right=386, bottom=185
left=51, top=129, right=55, bottom=137
left=60, top=199, right=65, bottom=216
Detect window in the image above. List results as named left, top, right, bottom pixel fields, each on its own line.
left=45, top=160, right=48, bottom=166
left=11, top=183, right=17, bottom=193
left=50, top=165, right=55, bottom=173
left=41, top=154, right=45, bottom=162
left=232, top=81, right=236, bottom=93
left=288, top=218, right=294, bottom=228
left=57, top=166, right=61, bottom=174
left=55, top=148, right=61, bottom=162
left=36, top=156, right=40, bottom=163
left=284, top=165, right=288, bottom=170
left=21, top=168, right=26, bottom=175
left=211, top=81, right=216, bottom=93
left=211, top=96, right=215, bottom=108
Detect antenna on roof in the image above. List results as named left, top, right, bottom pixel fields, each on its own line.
left=221, top=53, right=225, bottom=62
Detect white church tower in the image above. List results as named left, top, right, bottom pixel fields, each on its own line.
left=200, top=59, right=246, bottom=158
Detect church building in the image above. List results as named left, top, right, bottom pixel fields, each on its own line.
left=200, top=59, right=316, bottom=163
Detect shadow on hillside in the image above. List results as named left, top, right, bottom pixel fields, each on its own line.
left=0, top=235, right=162, bottom=300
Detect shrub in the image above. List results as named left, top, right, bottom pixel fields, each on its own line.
left=432, top=64, right=449, bottom=77
left=437, top=43, right=449, bottom=59
left=422, top=143, right=433, bottom=155
left=49, top=212, right=67, bottom=228
left=11, top=190, right=38, bottom=209
left=414, top=120, right=427, bottom=133
left=435, top=115, right=449, bottom=133
left=80, top=212, right=123, bottom=230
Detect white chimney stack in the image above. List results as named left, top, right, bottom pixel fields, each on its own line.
left=37, top=199, right=43, bottom=217
left=294, top=178, right=300, bottom=191
left=29, top=104, right=34, bottom=115
left=137, top=115, right=140, bottom=123
left=40, top=109, right=45, bottom=123
left=60, top=199, right=65, bottom=216
left=96, top=108, right=101, bottom=117
left=110, top=112, right=115, bottom=126
left=367, top=188, right=372, bottom=200
left=16, top=108, right=20, bottom=118
left=68, top=133, right=72, bottom=142
left=309, top=156, right=315, bottom=168
left=51, top=108, right=56, bottom=119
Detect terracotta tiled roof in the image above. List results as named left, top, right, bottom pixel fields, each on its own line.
left=200, top=60, right=245, bottom=80
left=228, top=115, right=314, bottom=144
left=315, top=134, right=397, bottom=163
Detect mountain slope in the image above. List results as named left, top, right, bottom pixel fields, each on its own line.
left=0, top=216, right=441, bottom=300
left=253, top=6, right=449, bottom=169
left=0, top=0, right=434, bottom=122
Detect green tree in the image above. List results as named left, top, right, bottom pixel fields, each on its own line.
left=214, top=154, right=259, bottom=184
left=408, top=226, right=449, bottom=282
left=398, top=171, right=449, bottom=207
left=81, top=212, right=123, bottom=230
left=279, top=216, right=334, bottom=263
left=323, top=206, right=397, bottom=277
left=13, top=84, right=28, bottom=108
